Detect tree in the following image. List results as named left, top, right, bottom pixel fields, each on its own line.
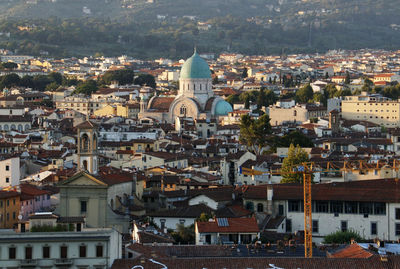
left=295, top=84, right=313, bottom=103
left=74, top=80, right=98, bottom=95
left=281, top=144, right=310, bottom=183
left=241, top=68, right=248, bottom=78
left=212, top=76, right=219, bottom=85
left=344, top=72, right=351, bottom=84
left=226, top=94, right=240, bottom=106
left=239, top=114, right=272, bottom=156
left=0, top=73, right=20, bottom=89
left=48, top=72, right=63, bottom=85
left=170, top=224, right=195, bottom=244
left=102, top=69, right=134, bottom=85
left=274, top=131, right=314, bottom=148
left=323, top=230, right=364, bottom=244
left=0, top=62, right=18, bottom=70
left=134, top=73, right=156, bottom=88
left=197, top=213, right=212, bottom=222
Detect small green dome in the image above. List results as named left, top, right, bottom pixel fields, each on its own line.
left=215, top=100, right=233, bottom=116
left=180, top=51, right=211, bottom=79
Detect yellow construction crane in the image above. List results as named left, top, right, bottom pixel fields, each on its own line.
left=241, top=159, right=400, bottom=258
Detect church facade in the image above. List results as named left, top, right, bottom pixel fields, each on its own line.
left=139, top=50, right=233, bottom=123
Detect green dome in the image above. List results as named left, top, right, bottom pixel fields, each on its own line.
left=180, top=51, right=211, bottom=79
left=215, top=100, right=233, bottom=116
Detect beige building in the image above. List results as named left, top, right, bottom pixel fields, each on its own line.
left=56, top=95, right=126, bottom=115
left=341, top=95, right=400, bottom=127
left=268, top=105, right=308, bottom=126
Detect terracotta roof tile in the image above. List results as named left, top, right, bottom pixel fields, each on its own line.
left=196, top=217, right=259, bottom=233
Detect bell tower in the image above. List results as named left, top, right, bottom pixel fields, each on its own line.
left=76, top=120, right=98, bottom=174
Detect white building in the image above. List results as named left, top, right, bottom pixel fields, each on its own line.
left=242, top=179, right=400, bottom=244
left=0, top=228, right=121, bottom=268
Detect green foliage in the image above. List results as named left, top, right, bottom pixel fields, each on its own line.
left=74, top=79, right=98, bottom=95
left=0, top=62, right=18, bottom=70
left=345, top=72, right=351, bottom=84
left=295, top=84, right=313, bottom=103
left=381, top=84, right=400, bottom=100
left=0, top=73, right=20, bottom=89
left=226, top=94, right=240, bottom=105
left=102, top=69, right=134, bottom=85
left=197, top=212, right=212, bottom=222
left=134, top=73, right=156, bottom=88
left=170, top=224, right=195, bottom=244
left=273, top=131, right=314, bottom=148
left=239, top=114, right=272, bottom=156
left=281, top=144, right=310, bottom=183
left=323, top=230, right=364, bottom=244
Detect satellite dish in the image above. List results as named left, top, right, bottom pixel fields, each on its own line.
left=18, top=215, right=23, bottom=220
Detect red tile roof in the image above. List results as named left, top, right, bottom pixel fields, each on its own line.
left=196, top=217, right=259, bottom=233
left=328, top=244, right=374, bottom=258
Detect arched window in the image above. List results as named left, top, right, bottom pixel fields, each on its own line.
left=257, top=203, right=264, bottom=212
left=24, top=124, right=30, bottom=131
left=10, top=124, right=16, bottom=130
left=180, top=105, right=187, bottom=115
left=3, top=125, right=8, bottom=131
left=246, top=201, right=254, bottom=211
left=81, top=134, right=89, bottom=152
left=18, top=125, right=23, bottom=132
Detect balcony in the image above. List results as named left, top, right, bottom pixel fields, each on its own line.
left=54, top=259, right=73, bottom=266
left=20, top=259, right=38, bottom=267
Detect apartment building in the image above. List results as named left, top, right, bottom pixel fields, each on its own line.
left=55, top=95, right=126, bottom=115
left=0, top=157, right=21, bottom=188
left=242, top=179, right=400, bottom=243
left=341, top=94, right=400, bottom=127
left=0, top=228, right=121, bottom=268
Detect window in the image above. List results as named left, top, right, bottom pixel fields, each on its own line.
left=312, top=220, right=319, bottom=233
left=160, top=219, right=166, bottom=230
left=344, top=202, right=358, bottom=214
left=9, top=247, right=16, bottom=259
left=371, top=222, right=377, bottom=236
left=180, top=105, right=187, bottom=115
left=359, top=202, right=373, bottom=214
left=315, top=201, right=329, bottom=213
left=179, top=219, right=185, bottom=225
left=286, top=219, right=292, bottom=233
left=278, top=204, right=284, bottom=216
left=257, top=203, right=264, bottom=212
left=396, top=223, right=400, bottom=236
left=5, top=177, right=9, bottom=183
left=12, top=212, right=15, bottom=220
left=330, top=201, right=343, bottom=214
left=43, top=246, right=50, bottom=258
left=374, top=203, right=386, bottom=215
left=60, top=246, right=68, bottom=259
left=25, top=246, right=32, bottom=259
left=80, top=200, right=87, bottom=213
left=5, top=165, right=9, bottom=171
left=79, top=245, right=86, bottom=258
left=288, top=200, right=301, bottom=212
left=396, top=208, right=400, bottom=220
left=341, top=221, right=348, bottom=232
left=96, top=245, right=103, bottom=257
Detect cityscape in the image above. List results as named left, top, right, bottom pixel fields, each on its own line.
left=1, top=1, right=400, bottom=269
